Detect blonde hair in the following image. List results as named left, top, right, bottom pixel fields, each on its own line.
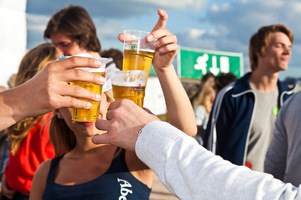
left=194, top=77, right=215, bottom=114
left=8, top=43, right=59, bottom=155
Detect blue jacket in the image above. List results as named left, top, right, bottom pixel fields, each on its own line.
left=203, top=72, right=297, bottom=166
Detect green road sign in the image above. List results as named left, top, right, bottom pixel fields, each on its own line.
left=177, top=46, right=243, bottom=79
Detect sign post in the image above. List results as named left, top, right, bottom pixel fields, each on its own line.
left=177, top=46, right=244, bottom=79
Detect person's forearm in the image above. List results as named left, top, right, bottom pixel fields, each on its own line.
left=136, top=121, right=301, bottom=200
left=0, top=81, right=47, bottom=130
left=0, top=87, right=26, bottom=130
left=154, top=65, right=197, bottom=136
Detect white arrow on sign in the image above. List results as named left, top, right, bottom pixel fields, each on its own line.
left=220, top=56, right=230, bottom=73
left=209, top=56, right=219, bottom=75
left=194, top=54, right=209, bottom=75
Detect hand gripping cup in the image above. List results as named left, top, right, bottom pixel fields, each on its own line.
left=123, top=30, right=155, bottom=84
left=70, top=57, right=107, bottom=122
left=111, top=70, right=147, bottom=108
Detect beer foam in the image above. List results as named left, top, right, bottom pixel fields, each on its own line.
left=111, top=70, right=147, bottom=87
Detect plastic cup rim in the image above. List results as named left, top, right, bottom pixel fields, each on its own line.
left=72, top=57, right=107, bottom=72
left=123, top=29, right=150, bottom=35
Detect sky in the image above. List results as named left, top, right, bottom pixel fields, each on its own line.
left=26, top=0, right=301, bottom=80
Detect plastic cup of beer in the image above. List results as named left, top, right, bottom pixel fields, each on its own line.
left=111, top=70, right=147, bottom=107
left=70, top=57, right=107, bottom=122
left=123, top=30, right=155, bottom=84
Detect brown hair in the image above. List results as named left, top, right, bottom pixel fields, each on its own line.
left=50, top=91, right=114, bottom=156
left=215, top=72, right=237, bottom=94
left=100, top=48, right=123, bottom=70
left=44, top=5, right=101, bottom=52
left=249, top=23, right=293, bottom=71
left=8, top=43, right=59, bottom=155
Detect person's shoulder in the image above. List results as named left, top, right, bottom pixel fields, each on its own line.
left=295, top=90, right=301, bottom=97
left=217, top=82, right=235, bottom=100
left=31, top=158, right=53, bottom=199
left=284, top=90, right=301, bottom=105
left=277, top=79, right=299, bottom=93
left=231, top=74, right=250, bottom=91
left=125, top=150, right=153, bottom=187
left=125, top=150, right=151, bottom=171
left=35, top=159, right=52, bottom=176
left=32, top=159, right=52, bottom=188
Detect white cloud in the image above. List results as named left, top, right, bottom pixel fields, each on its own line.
left=207, top=28, right=218, bottom=36
left=176, top=28, right=217, bottom=50
left=137, top=0, right=208, bottom=10
left=26, top=13, right=48, bottom=32
left=210, top=3, right=230, bottom=12
left=94, top=18, right=124, bottom=46
left=187, top=28, right=206, bottom=39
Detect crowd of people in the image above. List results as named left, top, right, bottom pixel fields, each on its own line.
left=0, top=3, right=301, bottom=200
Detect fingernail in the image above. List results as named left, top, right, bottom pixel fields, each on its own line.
left=95, top=59, right=102, bottom=67
left=159, top=47, right=165, bottom=53
left=87, top=102, right=92, bottom=109
left=96, top=94, right=101, bottom=101
left=154, top=40, right=160, bottom=47
left=146, top=34, right=154, bottom=41
left=99, top=76, right=106, bottom=84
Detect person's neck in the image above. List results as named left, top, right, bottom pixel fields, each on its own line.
left=249, top=70, right=279, bottom=93
left=69, top=141, right=116, bottom=159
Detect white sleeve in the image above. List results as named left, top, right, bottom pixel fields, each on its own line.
left=135, top=121, right=301, bottom=200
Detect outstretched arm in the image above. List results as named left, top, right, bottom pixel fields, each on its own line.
left=136, top=121, right=300, bottom=200
left=119, top=9, right=196, bottom=136
left=0, top=57, right=105, bottom=130
left=93, top=100, right=300, bottom=200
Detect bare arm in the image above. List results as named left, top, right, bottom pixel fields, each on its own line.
left=118, top=9, right=196, bottom=136
left=154, top=65, right=196, bottom=136
left=1, top=174, right=16, bottom=199
left=149, top=9, right=196, bottom=136
left=0, top=57, right=105, bottom=131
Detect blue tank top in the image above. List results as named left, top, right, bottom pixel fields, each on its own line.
left=42, top=149, right=151, bottom=200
